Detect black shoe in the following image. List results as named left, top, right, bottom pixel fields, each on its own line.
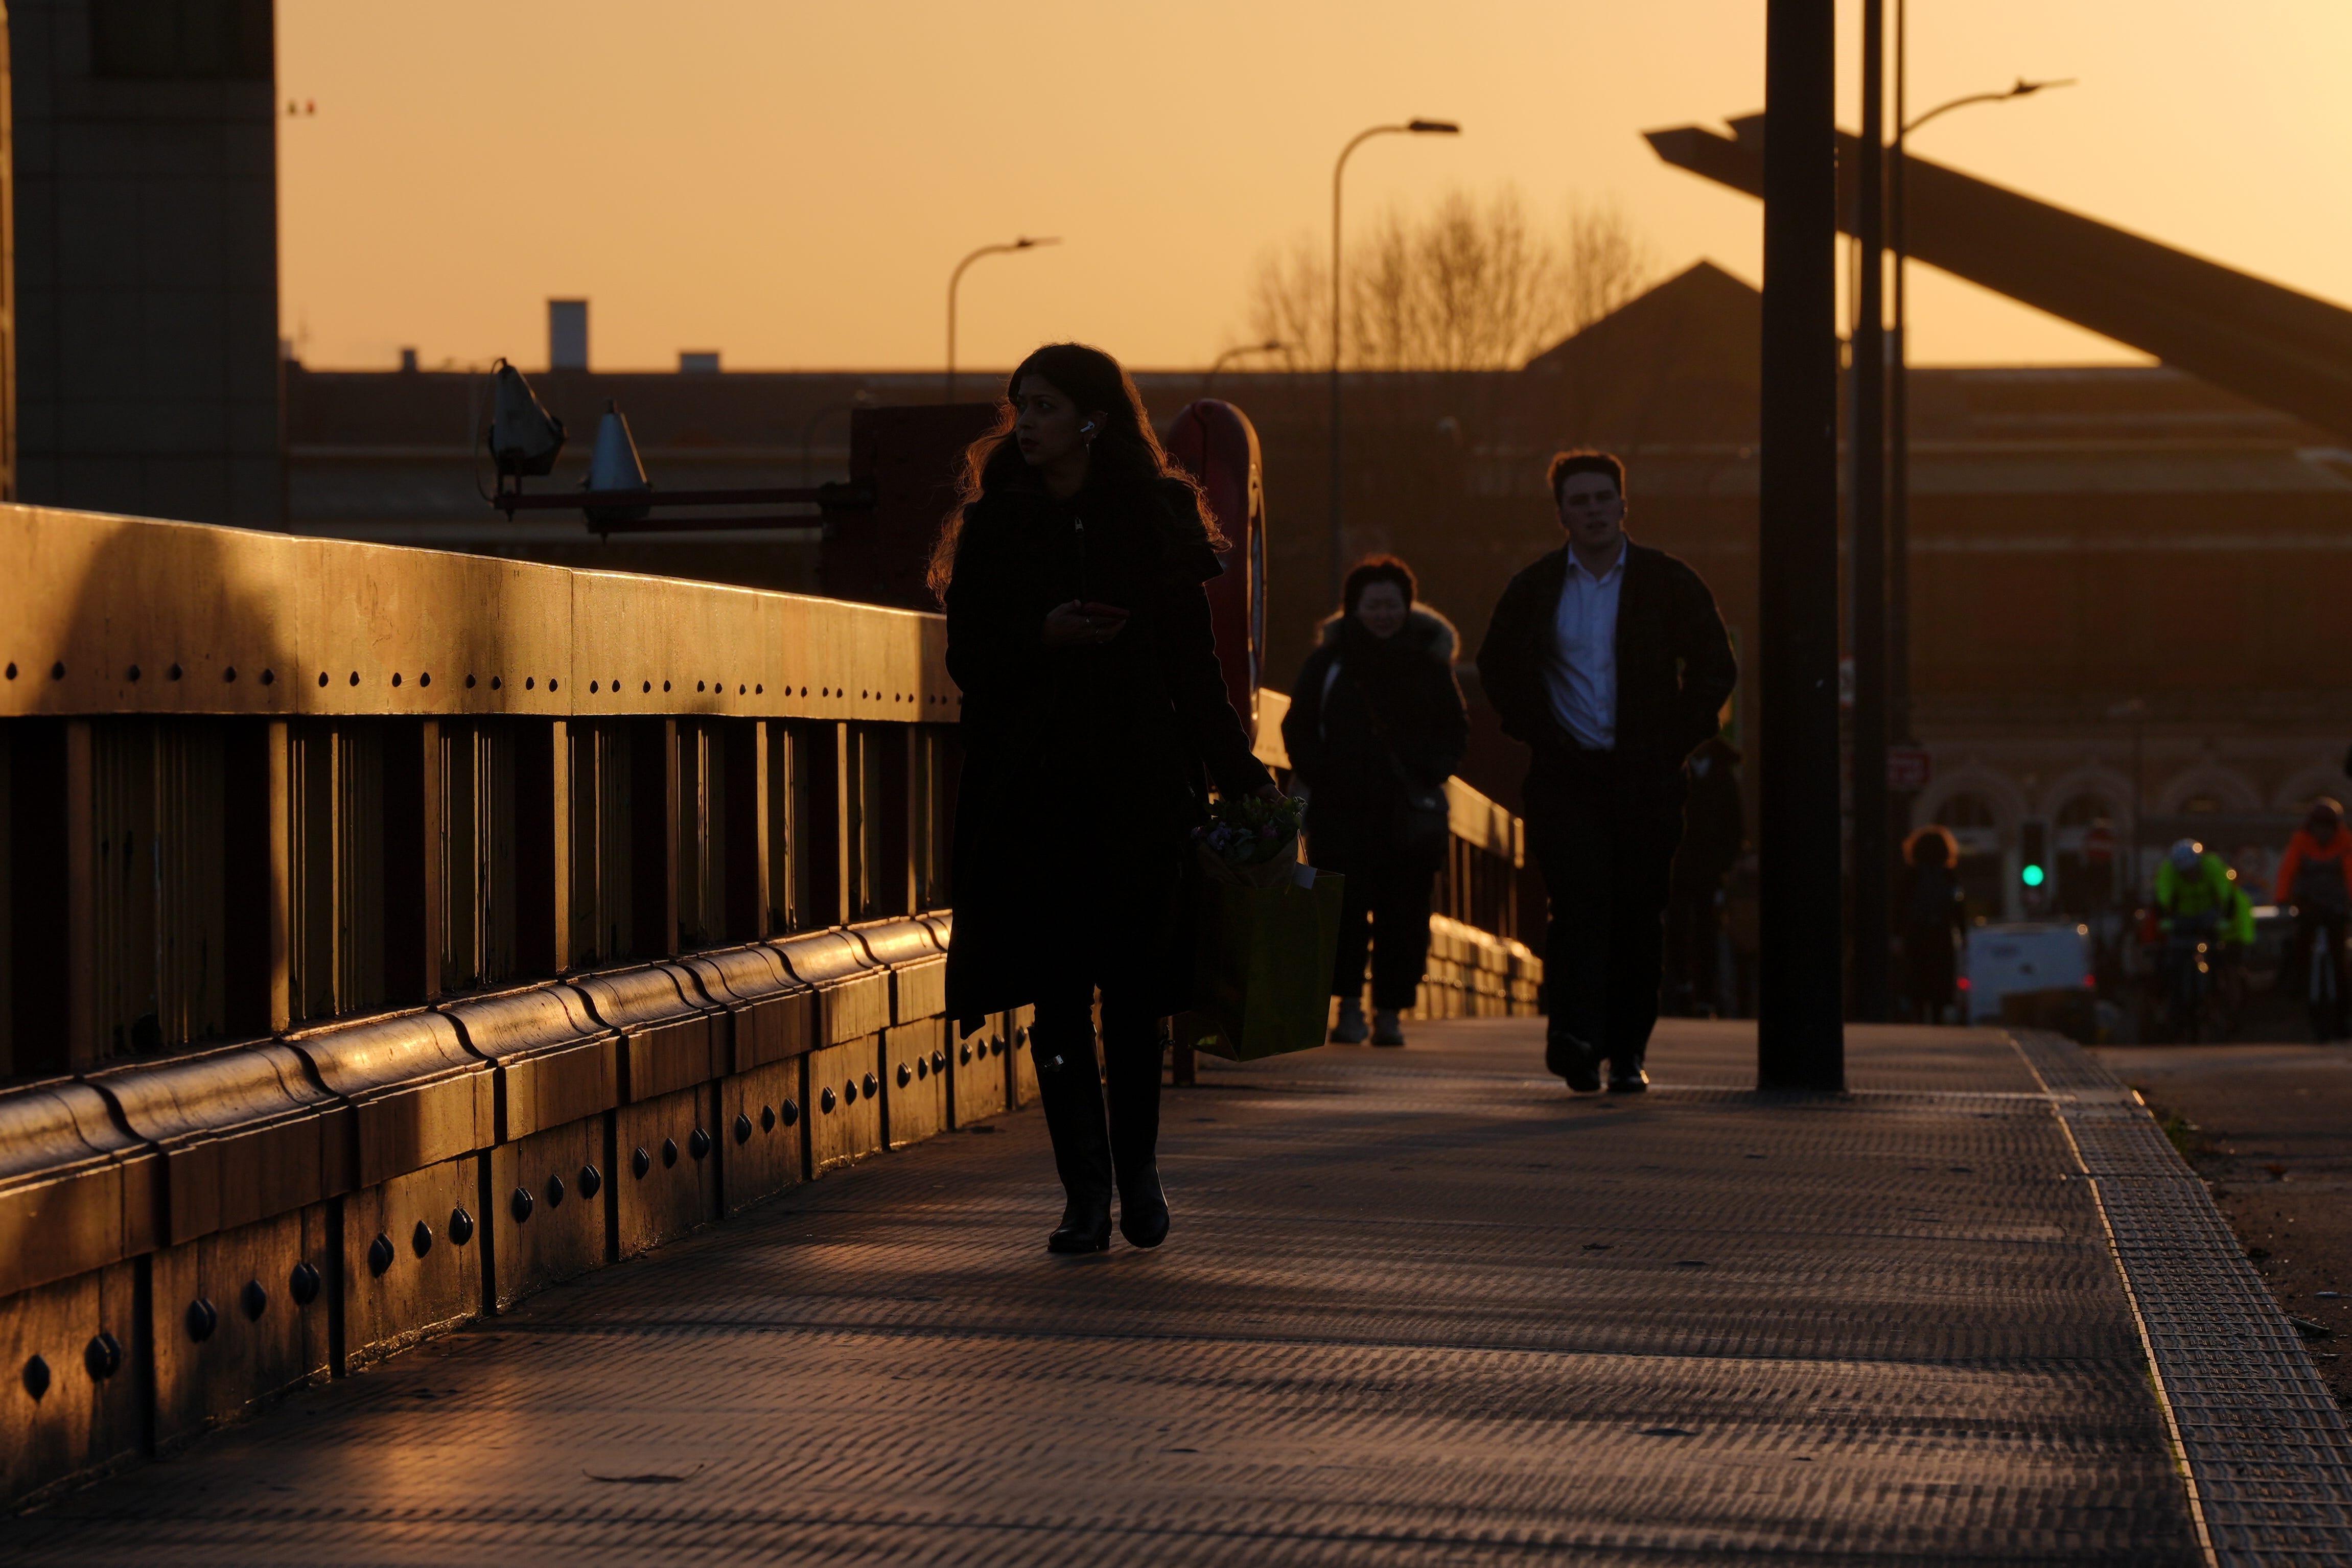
left=1547, top=1032, right=1602, bottom=1092
left=1118, top=1169, right=1170, bottom=1249
left=1608, top=1067, right=1649, bottom=1094
left=1033, top=1032, right=1114, bottom=1255
left=1050, top=1192, right=1113, bottom=1253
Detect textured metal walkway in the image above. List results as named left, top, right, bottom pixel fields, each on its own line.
left=8, top=1019, right=2342, bottom=1564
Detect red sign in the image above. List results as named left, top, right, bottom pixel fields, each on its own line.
left=1886, top=747, right=1931, bottom=792
left=2083, top=824, right=2116, bottom=863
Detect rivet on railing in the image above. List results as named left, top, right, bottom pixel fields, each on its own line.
left=241, top=1279, right=268, bottom=1319
left=368, top=1233, right=395, bottom=1275
left=914, top=1059, right=926, bottom=1081
left=590, top=681, right=600, bottom=693
left=642, top=680, right=651, bottom=692
left=663, top=680, right=672, bottom=692
left=168, top=663, right=182, bottom=680
left=317, top=671, right=329, bottom=686
left=450, top=1207, right=475, bottom=1243
left=755, top=684, right=763, bottom=694
left=959, top=1043, right=971, bottom=1065
left=50, top=662, right=64, bottom=680
left=260, top=668, right=274, bottom=685
left=391, top=673, right=402, bottom=687
left=290, top=1261, right=322, bottom=1305
left=781, top=1098, right=801, bottom=1126
left=820, top=1087, right=836, bottom=1114
left=466, top=673, right=477, bottom=687
left=738, top=684, right=747, bottom=694
left=822, top=687, right=830, bottom=696
left=223, top=666, right=237, bottom=682
left=579, top=1163, right=601, bottom=1197
left=549, top=678, right=558, bottom=691
left=843, top=1081, right=857, bottom=1106
left=185, top=1298, right=217, bottom=1342
left=761, top=1104, right=776, bottom=1132
left=734, top=1113, right=753, bottom=1144
left=526, top=677, right=535, bottom=690
left=348, top=671, right=359, bottom=686
left=990, top=1038, right=1005, bottom=1058
left=511, top=1187, right=534, bottom=1223
left=412, top=1220, right=434, bottom=1257
left=662, top=1136, right=679, bottom=1167
left=420, top=672, right=431, bottom=687
left=127, top=664, right=141, bottom=681
left=697, top=681, right=706, bottom=692
left=23, top=1353, right=51, bottom=1400
left=688, top=1127, right=711, bottom=1160
left=491, top=676, right=502, bottom=689
left=84, top=1333, right=122, bottom=1382
left=897, top=1063, right=912, bottom=1087
left=864, top=1072, right=879, bottom=1097
left=931, top=1049, right=945, bottom=1073
left=632, top=1146, right=651, bottom=1178
left=547, top=1174, right=566, bottom=1207
left=800, top=686, right=808, bottom=696
left=3, top=663, right=14, bottom=679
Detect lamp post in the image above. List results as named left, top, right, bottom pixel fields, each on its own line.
left=1850, top=0, right=1891, bottom=1022
left=946, top=237, right=1059, bottom=402
left=1888, top=31, right=2075, bottom=744
left=1202, top=339, right=1284, bottom=398
left=1330, top=119, right=1458, bottom=602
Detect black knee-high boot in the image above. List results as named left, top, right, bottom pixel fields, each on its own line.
left=1029, top=1026, right=1112, bottom=1254
left=1103, top=1013, right=1170, bottom=1249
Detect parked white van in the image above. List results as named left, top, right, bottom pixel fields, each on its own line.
left=1963, top=922, right=2096, bottom=1023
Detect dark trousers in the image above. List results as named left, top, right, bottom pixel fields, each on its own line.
left=1322, top=840, right=1440, bottom=1011
left=1662, top=880, right=1724, bottom=1014
left=1524, top=750, right=1687, bottom=1071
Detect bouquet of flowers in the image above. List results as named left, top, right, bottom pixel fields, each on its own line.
left=1193, top=793, right=1308, bottom=888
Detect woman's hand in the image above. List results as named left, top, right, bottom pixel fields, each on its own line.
left=1042, top=600, right=1129, bottom=648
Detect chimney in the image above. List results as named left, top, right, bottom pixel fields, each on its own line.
left=548, top=299, right=588, bottom=371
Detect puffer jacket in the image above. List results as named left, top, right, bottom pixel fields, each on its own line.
left=1280, top=604, right=1469, bottom=853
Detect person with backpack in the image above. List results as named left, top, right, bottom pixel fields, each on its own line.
left=2276, top=799, right=2352, bottom=1040
left=1282, top=556, right=1469, bottom=1048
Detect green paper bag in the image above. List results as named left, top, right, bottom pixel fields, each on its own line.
left=1184, top=870, right=1346, bottom=1062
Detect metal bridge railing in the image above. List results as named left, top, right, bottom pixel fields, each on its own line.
left=0, top=503, right=1532, bottom=1508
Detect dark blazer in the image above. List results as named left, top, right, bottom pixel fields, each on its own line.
left=1475, top=541, right=1736, bottom=771
left=942, top=474, right=1271, bottom=1030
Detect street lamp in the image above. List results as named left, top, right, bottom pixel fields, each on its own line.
left=946, top=237, right=1059, bottom=402
left=1202, top=339, right=1284, bottom=397
left=1888, top=32, right=2075, bottom=745
left=1331, top=119, right=1459, bottom=602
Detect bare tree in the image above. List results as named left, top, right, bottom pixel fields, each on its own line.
left=1243, top=188, right=1658, bottom=372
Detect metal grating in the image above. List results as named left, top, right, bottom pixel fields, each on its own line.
left=2011, top=1028, right=2352, bottom=1565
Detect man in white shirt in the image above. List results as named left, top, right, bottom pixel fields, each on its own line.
left=1475, top=452, right=1737, bottom=1092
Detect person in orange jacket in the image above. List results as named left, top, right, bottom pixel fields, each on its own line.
left=2277, top=798, right=2352, bottom=1040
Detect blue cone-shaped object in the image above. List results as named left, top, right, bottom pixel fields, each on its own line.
left=583, top=400, right=651, bottom=528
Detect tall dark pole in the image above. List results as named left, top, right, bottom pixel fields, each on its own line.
left=1850, top=0, right=1890, bottom=1021
left=1888, top=0, right=1913, bottom=749
left=1758, top=0, right=1846, bottom=1089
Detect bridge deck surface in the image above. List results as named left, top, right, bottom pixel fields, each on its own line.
left=4, top=1021, right=2245, bottom=1563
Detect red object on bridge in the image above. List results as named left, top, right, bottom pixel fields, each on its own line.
left=2082, top=824, right=2116, bottom=863
left=1886, top=746, right=1931, bottom=792
left=1162, top=400, right=1267, bottom=729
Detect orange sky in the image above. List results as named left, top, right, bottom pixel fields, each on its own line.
left=277, top=1, right=2352, bottom=374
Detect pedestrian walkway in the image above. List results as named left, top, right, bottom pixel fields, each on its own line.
left=10, top=1019, right=2351, bottom=1564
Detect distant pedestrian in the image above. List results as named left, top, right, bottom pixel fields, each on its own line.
left=934, top=341, right=1278, bottom=1255
left=1901, top=826, right=1966, bottom=1023
left=1663, top=735, right=1743, bottom=1017
left=1476, top=450, right=1737, bottom=1093
left=2276, top=798, right=2352, bottom=1040
left=1282, top=555, right=1469, bottom=1048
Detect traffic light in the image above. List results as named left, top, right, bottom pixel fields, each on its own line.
left=2020, top=822, right=2047, bottom=889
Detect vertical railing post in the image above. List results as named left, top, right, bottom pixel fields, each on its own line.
left=630, top=720, right=678, bottom=958
left=727, top=719, right=769, bottom=940
left=223, top=719, right=290, bottom=1034
left=383, top=720, right=442, bottom=1002
left=832, top=722, right=855, bottom=924
left=65, top=718, right=94, bottom=1065
left=516, top=719, right=572, bottom=975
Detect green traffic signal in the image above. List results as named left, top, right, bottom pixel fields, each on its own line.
left=2021, top=863, right=2046, bottom=888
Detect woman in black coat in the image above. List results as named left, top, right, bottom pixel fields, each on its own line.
left=1280, top=556, right=1469, bottom=1047
left=935, top=342, right=1274, bottom=1255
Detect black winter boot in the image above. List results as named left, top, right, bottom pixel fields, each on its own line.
left=1031, top=1031, right=1113, bottom=1254
left=1104, top=1021, right=1170, bottom=1249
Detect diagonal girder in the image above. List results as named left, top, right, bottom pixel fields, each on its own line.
left=1647, top=116, right=2352, bottom=438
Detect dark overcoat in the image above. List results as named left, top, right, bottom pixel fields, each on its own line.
left=942, top=473, right=1271, bottom=1034
left=1280, top=605, right=1468, bottom=861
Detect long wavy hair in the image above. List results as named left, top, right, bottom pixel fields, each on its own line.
left=927, top=342, right=1220, bottom=602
